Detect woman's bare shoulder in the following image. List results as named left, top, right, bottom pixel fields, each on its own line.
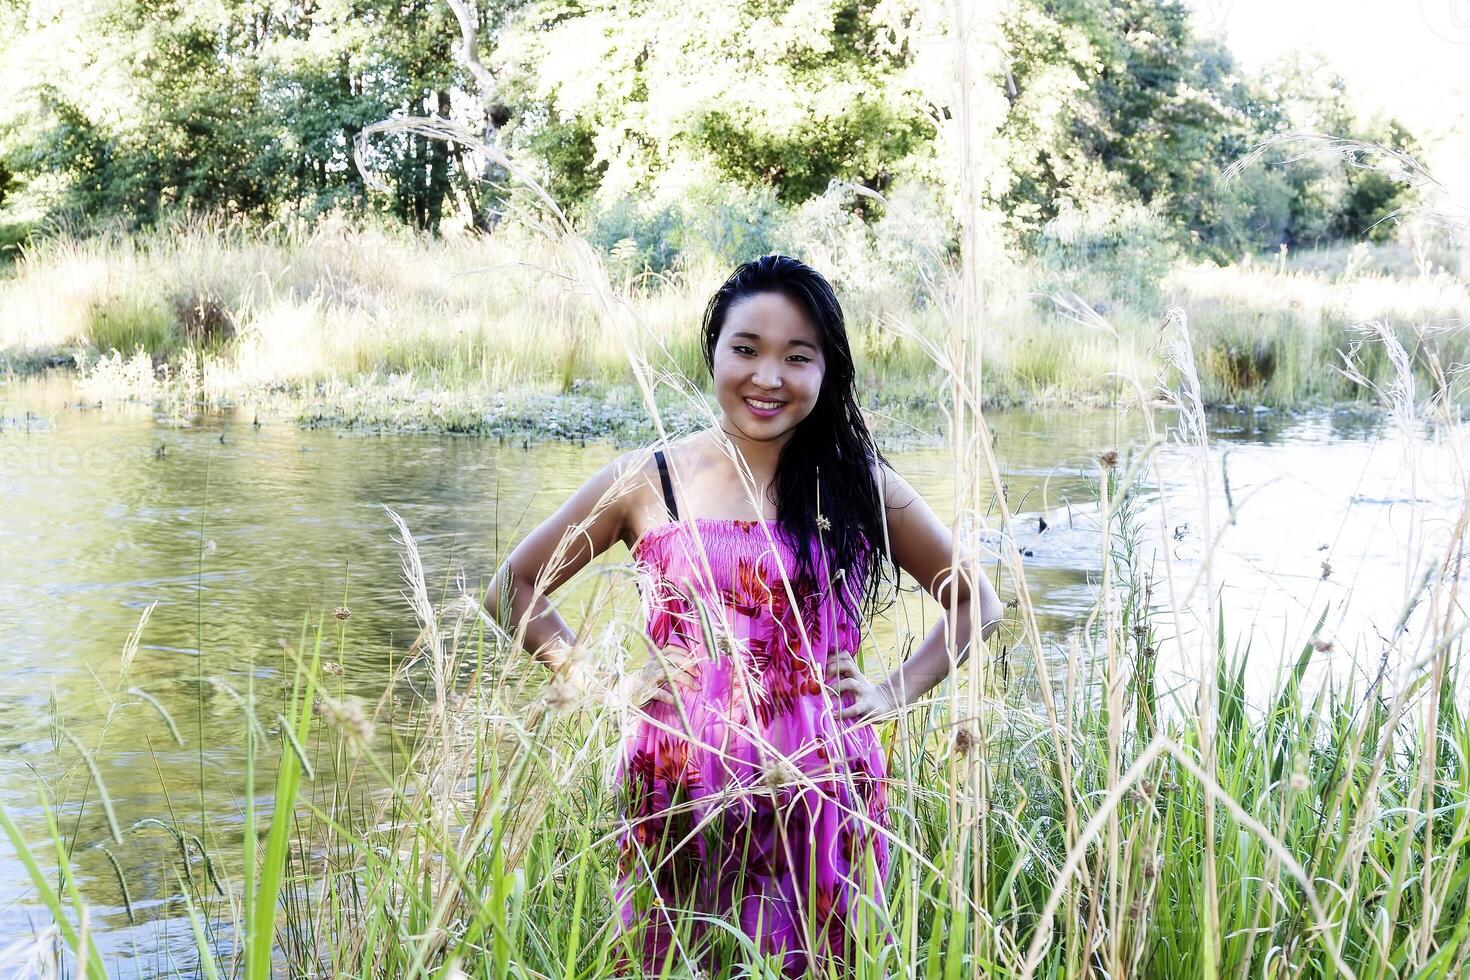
left=611, top=430, right=707, bottom=483
left=600, top=446, right=660, bottom=509
left=606, top=431, right=711, bottom=543
left=871, top=457, right=919, bottom=512
left=657, top=428, right=716, bottom=463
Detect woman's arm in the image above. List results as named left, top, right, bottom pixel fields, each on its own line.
left=484, top=451, right=642, bottom=674
left=836, top=462, right=1005, bottom=716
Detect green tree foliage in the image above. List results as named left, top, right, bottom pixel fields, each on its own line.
left=0, top=0, right=477, bottom=228
left=0, top=0, right=1422, bottom=257
left=490, top=0, right=935, bottom=212
left=995, top=0, right=1417, bottom=259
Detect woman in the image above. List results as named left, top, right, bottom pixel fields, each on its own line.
left=487, top=254, right=1003, bottom=976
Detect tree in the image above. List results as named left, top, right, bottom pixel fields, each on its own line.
left=993, top=0, right=1417, bottom=257
left=490, top=0, right=934, bottom=216
left=0, top=0, right=1421, bottom=255
left=0, top=0, right=498, bottom=230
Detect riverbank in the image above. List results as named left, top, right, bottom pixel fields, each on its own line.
left=5, top=362, right=959, bottom=448
left=7, top=360, right=1380, bottom=455
left=2, top=218, right=1466, bottom=431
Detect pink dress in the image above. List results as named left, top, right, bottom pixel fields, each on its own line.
left=612, top=516, right=892, bottom=975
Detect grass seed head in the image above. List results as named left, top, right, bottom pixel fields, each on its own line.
left=762, top=758, right=801, bottom=792
left=320, top=695, right=374, bottom=745
left=542, top=677, right=581, bottom=712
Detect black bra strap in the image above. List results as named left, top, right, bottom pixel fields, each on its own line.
left=654, top=449, right=679, bottom=521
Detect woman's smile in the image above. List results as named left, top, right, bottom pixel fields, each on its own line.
left=743, top=396, right=786, bottom=417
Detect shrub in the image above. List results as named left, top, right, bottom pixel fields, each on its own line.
left=87, top=293, right=176, bottom=356
left=171, top=291, right=237, bottom=352
left=1037, top=201, right=1180, bottom=307
left=578, top=181, right=788, bottom=282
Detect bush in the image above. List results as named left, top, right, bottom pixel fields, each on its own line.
left=1036, top=201, right=1180, bottom=307
left=0, top=219, right=35, bottom=264
left=171, top=291, right=237, bottom=352
left=578, top=181, right=788, bottom=283
left=1203, top=336, right=1278, bottom=397
left=579, top=198, right=683, bottom=282
left=87, top=293, right=177, bottom=356
left=1205, top=167, right=1294, bottom=259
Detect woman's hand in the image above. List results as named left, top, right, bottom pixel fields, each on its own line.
left=616, top=645, right=703, bottom=711
left=826, top=650, right=900, bottom=723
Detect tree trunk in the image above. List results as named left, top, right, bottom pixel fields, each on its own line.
left=426, top=89, right=452, bottom=231
left=447, top=0, right=508, bottom=233
left=340, top=53, right=363, bottom=205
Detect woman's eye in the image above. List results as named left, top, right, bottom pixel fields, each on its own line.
left=731, top=345, right=809, bottom=362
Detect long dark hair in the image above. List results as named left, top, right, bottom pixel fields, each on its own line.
left=701, top=254, right=897, bottom=626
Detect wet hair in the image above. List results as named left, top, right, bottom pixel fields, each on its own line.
left=701, top=254, right=897, bottom=626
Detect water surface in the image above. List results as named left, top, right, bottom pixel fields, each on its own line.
left=1, top=372, right=1462, bottom=958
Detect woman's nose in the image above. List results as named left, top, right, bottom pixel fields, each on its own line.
left=751, top=362, right=783, bottom=389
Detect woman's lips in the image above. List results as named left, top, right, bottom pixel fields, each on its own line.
left=743, top=397, right=786, bottom=418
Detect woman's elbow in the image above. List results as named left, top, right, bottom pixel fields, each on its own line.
left=484, top=560, right=523, bottom=621
left=976, top=585, right=1004, bottom=641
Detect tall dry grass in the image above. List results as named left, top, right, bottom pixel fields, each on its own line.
left=1, top=205, right=1466, bottom=425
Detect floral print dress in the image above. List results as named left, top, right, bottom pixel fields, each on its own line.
left=611, top=504, right=892, bottom=976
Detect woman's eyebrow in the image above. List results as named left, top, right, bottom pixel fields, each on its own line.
left=730, top=330, right=819, bottom=352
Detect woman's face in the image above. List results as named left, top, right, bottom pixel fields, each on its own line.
left=711, top=291, right=826, bottom=445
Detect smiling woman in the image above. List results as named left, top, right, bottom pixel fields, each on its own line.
left=484, top=254, right=1003, bottom=976
left=719, top=298, right=824, bottom=421
left=716, top=299, right=824, bottom=423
